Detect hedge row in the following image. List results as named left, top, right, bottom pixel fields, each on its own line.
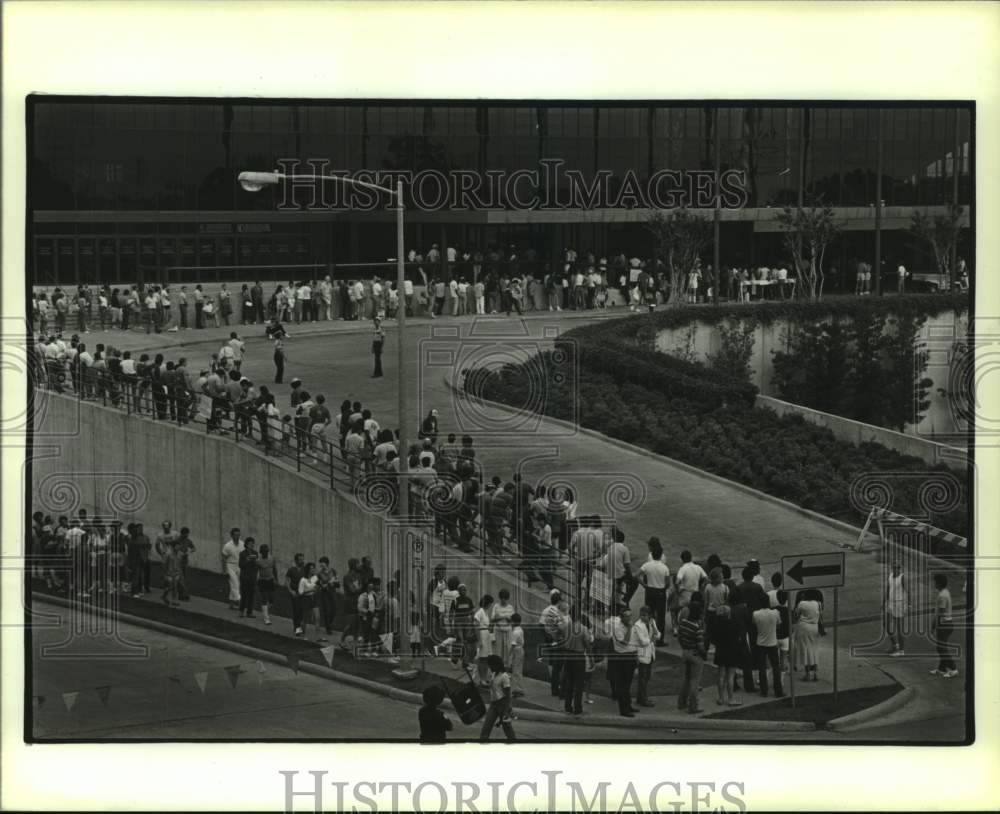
left=554, top=335, right=758, bottom=411
left=468, top=351, right=969, bottom=538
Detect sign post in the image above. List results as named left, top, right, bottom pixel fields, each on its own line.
left=781, top=552, right=846, bottom=709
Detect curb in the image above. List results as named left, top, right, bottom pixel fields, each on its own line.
left=34, top=595, right=813, bottom=733
left=825, top=685, right=917, bottom=731
left=444, top=375, right=967, bottom=577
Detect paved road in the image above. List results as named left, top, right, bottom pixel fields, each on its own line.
left=30, top=601, right=966, bottom=741
left=105, top=312, right=968, bottom=738
left=136, top=313, right=915, bottom=619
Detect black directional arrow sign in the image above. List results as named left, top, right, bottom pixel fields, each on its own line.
left=780, top=552, right=845, bottom=589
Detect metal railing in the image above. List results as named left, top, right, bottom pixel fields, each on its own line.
left=35, top=360, right=583, bottom=601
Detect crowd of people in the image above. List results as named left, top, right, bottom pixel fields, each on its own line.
left=41, top=239, right=936, bottom=342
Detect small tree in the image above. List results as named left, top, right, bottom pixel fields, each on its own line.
left=708, top=319, right=758, bottom=384
left=776, top=202, right=842, bottom=301
left=645, top=208, right=713, bottom=306
left=880, top=313, right=933, bottom=431
left=908, top=205, right=964, bottom=285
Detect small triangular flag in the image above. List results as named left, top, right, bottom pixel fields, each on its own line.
left=95, top=686, right=111, bottom=707
left=224, top=665, right=242, bottom=690
left=320, top=646, right=335, bottom=667
left=380, top=633, right=394, bottom=653
left=286, top=653, right=300, bottom=674
left=256, top=660, right=266, bottom=674
left=62, top=692, right=78, bottom=712
left=194, top=672, right=208, bottom=693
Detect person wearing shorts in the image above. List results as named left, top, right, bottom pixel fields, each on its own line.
left=256, top=544, right=277, bottom=625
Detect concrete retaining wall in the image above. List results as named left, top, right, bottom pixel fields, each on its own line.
left=30, top=394, right=558, bottom=625
left=31, top=395, right=386, bottom=574
left=756, top=394, right=967, bottom=466
left=655, top=309, right=966, bottom=439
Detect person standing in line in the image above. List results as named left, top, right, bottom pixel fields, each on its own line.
left=178, top=286, right=189, bottom=329
left=220, top=283, right=233, bottom=325
left=677, top=596, right=707, bottom=714
left=238, top=537, right=260, bottom=618
left=676, top=550, right=708, bottom=613
left=479, top=654, right=516, bottom=742
left=884, top=559, right=908, bottom=656
left=161, top=540, right=182, bottom=607
left=193, top=284, right=205, bottom=328
left=713, top=604, right=743, bottom=706
left=298, top=562, right=320, bottom=641
left=154, top=520, right=179, bottom=562
left=255, top=544, right=277, bottom=625
left=793, top=589, right=823, bottom=681
left=639, top=543, right=670, bottom=646
left=539, top=589, right=565, bottom=697
left=930, top=573, right=958, bottom=678
left=508, top=612, right=525, bottom=697
left=752, top=596, right=784, bottom=697
left=371, top=316, right=385, bottom=378
left=220, top=528, right=244, bottom=611
left=610, top=604, right=640, bottom=717
left=474, top=278, right=485, bottom=315
left=474, top=594, right=495, bottom=686
left=285, top=552, right=306, bottom=637
left=491, top=588, right=515, bottom=668
left=128, top=522, right=151, bottom=597
left=560, top=605, right=591, bottom=716
left=634, top=606, right=659, bottom=708
left=317, top=556, right=340, bottom=639
left=897, top=263, right=908, bottom=294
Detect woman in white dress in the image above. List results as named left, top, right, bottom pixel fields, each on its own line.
left=474, top=594, right=495, bottom=686
left=793, top=589, right=823, bottom=680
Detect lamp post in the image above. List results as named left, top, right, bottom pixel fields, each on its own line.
left=238, top=170, right=411, bottom=554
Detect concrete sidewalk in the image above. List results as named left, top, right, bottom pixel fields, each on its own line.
left=35, top=578, right=896, bottom=731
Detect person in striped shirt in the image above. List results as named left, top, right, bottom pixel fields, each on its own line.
left=677, top=594, right=707, bottom=714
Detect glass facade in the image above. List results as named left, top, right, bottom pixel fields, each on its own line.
left=29, top=99, right=973, bottom=284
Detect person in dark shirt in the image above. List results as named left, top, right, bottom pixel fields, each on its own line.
left=729, top=567, right=765, bottom=693
left=418, top=686, right=452, bottom=743
left=238, top=537, right=260, bottom=618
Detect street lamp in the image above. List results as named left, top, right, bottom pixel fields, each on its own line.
left=238, top=169, right=410, bottom=521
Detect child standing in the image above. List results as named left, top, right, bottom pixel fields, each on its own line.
left=479, top=655, right=516, bottom=742
left=508, top=613, right=525, bottom=697
left=409, top=611, right=423, bottom=658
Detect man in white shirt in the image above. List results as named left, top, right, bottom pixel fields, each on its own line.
left=296, top=282, right=312, bottom=323
left=603, top=528, right=634, bottom=604
left=752, top=599, right=783, bottom=697
left=538, top=591, right=565, bottom=698
left=220, top=528, right=244, bottom=610
left=227, top=332, right=245, bottom=372
left=351, top=280, right=365, bottom=320
left=456, top=279, right=469, bottom=316
left=634, top=606, right=659, bottom=707
left=676, top=550, right=708, bottom=609
left=402, top=278, right=414, bottom=316
left=610, top=606, right=640, bottom=717
left=639, top=542, right=670, bottom=646
left=897, top=263, right=907, bottom=294
left=320, top=276, right=333, bottom=320
left=446, top=245, right=457, bottom=264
